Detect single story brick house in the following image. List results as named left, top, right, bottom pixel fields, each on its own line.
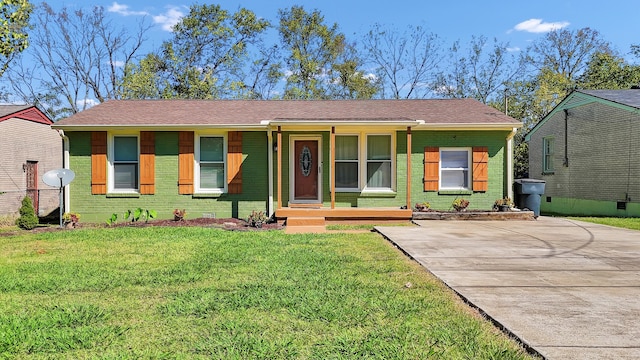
left=0, top=105, right=61, bottom=217
left=52, top=99, right=521, bottom=223
left=526, top=89, right=640, bottom=216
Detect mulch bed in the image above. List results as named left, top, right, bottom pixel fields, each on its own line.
left=0, top=218, right=283, bottom=237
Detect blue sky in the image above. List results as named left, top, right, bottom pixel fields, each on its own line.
left=47, top=0, right=639, bottom=60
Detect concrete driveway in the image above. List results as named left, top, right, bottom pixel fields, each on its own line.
left=376, top=217, right=640, bottom=360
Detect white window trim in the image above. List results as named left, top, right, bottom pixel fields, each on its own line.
left=543, top=137, right=554, bottom=173
left=194, top=133, right=227, bottom=194
left=362, top=133, right=395, bottom=194
left=107, top=133, right=139, bottom=194
left=334, top=134, right=360, bottom=192
left=439, top=147, right=471, bottom=191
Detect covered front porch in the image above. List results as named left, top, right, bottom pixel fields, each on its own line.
left=268, top=123, right=416, bottom=224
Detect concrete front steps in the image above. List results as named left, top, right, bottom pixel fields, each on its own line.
left=284, top=216, right=327, bottom=234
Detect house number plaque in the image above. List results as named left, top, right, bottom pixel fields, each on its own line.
left=300, top=146, right=312, bottom=177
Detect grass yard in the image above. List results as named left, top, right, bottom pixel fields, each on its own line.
left=569, top=216, right=640, bottom=231
left=0, top=227, right=534, bottom=359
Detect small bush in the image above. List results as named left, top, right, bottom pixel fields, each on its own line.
left=15, top=196, right=39, bottom=230
left=247, top=210, right=268, bottom=228
left=173, top=209, right=186, bottom=221
left=452, top=198, right=470, bottom=212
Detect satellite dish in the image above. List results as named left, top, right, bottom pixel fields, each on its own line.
left=43, top=168, right=75, bottom=188
left=43, top=168, right=76, bottom=228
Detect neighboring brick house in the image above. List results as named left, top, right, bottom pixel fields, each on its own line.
left=0, top=105, right=61, bottom=217
left=52, top=99, right=521, bottom=223
left=526, top=89, right=640, bottom=216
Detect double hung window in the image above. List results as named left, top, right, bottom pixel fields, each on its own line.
left=198, top=136, right=225, bottom=192
left=366, top=135, right=392, bottom=189
left=112, top=136, right=138, bottom=191
left=335, top=135, right=359, bottom=190
left=440, top=148, right=470, bottom=190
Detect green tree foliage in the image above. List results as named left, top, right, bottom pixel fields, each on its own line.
left=278, top=6, right=375, bottom=99
left=362, top=23, right=442, bottom=99
left=120, top=4, right=273, bottom=99
left=0, top=0, right=31, bottom=76
left=15, top=196, right=38, bottom=230
left=578, top=52, right=640, bottom=89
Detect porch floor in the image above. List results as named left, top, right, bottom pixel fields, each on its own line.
left=275, top=207, right=413, bottom=222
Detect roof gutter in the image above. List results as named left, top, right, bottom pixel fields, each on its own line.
left=415, top=122, right=523, bottom=131
left=51, top=124, right=269, bottom=131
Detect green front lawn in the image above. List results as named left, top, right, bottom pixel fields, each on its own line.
left=569, top=216, right=640, bottom=231
left=0, top=227, right=534, bottom=359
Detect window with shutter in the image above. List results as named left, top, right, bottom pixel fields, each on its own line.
left=91, top=132, right=107, bottom=195
left=423, top=146, right=439, bottom=191
left=178, top=131, right=194, bottom=194
left=472, top=146, right=488, bottom=192
left=140, top=131, right=155, bottom=194
left=227, top=131, right=242, bottom=194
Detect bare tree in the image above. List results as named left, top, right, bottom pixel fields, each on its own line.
left=434, top=36, right=524, bottom=104
left=5, top=2, right=150, bottom=119
left=526, top=27, right=610, bottom=81
left=362, top=23, right=442, bottom=99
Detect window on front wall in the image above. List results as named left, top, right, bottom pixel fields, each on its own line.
left=335, top=135, right=359, bottom=190
left=113, top=136, right=139, bottom=191
left=366, top=134, right=392, bottom=189
left=197, top=136, right=225, bottom=192
left=543, top=137, right=554, bottom=173
left=440, top=148, right=470, bottom=190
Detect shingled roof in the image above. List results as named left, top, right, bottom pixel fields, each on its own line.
left=579, top=89, right=640, bottom=109
left=0, top=105, right=52, bottom=125
left=53, top=99, right=521, bottom=129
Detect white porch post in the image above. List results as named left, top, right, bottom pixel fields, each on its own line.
left=506, top=127, right=518, bottom=200
left=267, top=129, right=274, bottom=217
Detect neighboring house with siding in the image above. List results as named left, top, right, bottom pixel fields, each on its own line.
left=52, top=99, right=521, bottom=223
left=526, top=89, right=640, bottom=216
left=0, top=105, right=61, bottom=217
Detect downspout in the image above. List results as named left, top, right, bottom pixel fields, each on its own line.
left=57, top=129, right=71, bottom=213
left=563, top=109, right=569, bottom=167
left=506, top=127, right=518, bottom=200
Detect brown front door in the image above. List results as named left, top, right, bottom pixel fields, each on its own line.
left=294, top=140, right=319, bottom=201
left=25, top=161, right=38, bottom=214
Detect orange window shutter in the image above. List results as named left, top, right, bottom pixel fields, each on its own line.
left=472, top=146, right=489, bottom=192
left=178, top=131, right=194, bottom=194
left=423, top=146, right=439, bottom=191
left=227, top=131, right=243, bottom=194
left=91, top=132, right=107, bottom=195
left=140, top=131, right=155, bottom=194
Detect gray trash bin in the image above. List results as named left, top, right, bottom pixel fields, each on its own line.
left=514, top=179, right=546, bottom=218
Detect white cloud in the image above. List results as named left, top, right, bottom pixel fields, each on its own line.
left=513, top=18, right=570, bottom=33
left=153, top=7, right=185, bottom=32
left=77, top=99, right=99, bottom=109
left=110, top=60, right=125, bottom=67
left=506, top=47, right=521, bottom=52
left=107, top=2, right=148, bottom=17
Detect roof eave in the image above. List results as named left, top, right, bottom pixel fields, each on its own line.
left=415, top=122, right=522, bottom=130
left=52, top=124, right=269, bottom=131
left=266, top=119, right=419, bottom=127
